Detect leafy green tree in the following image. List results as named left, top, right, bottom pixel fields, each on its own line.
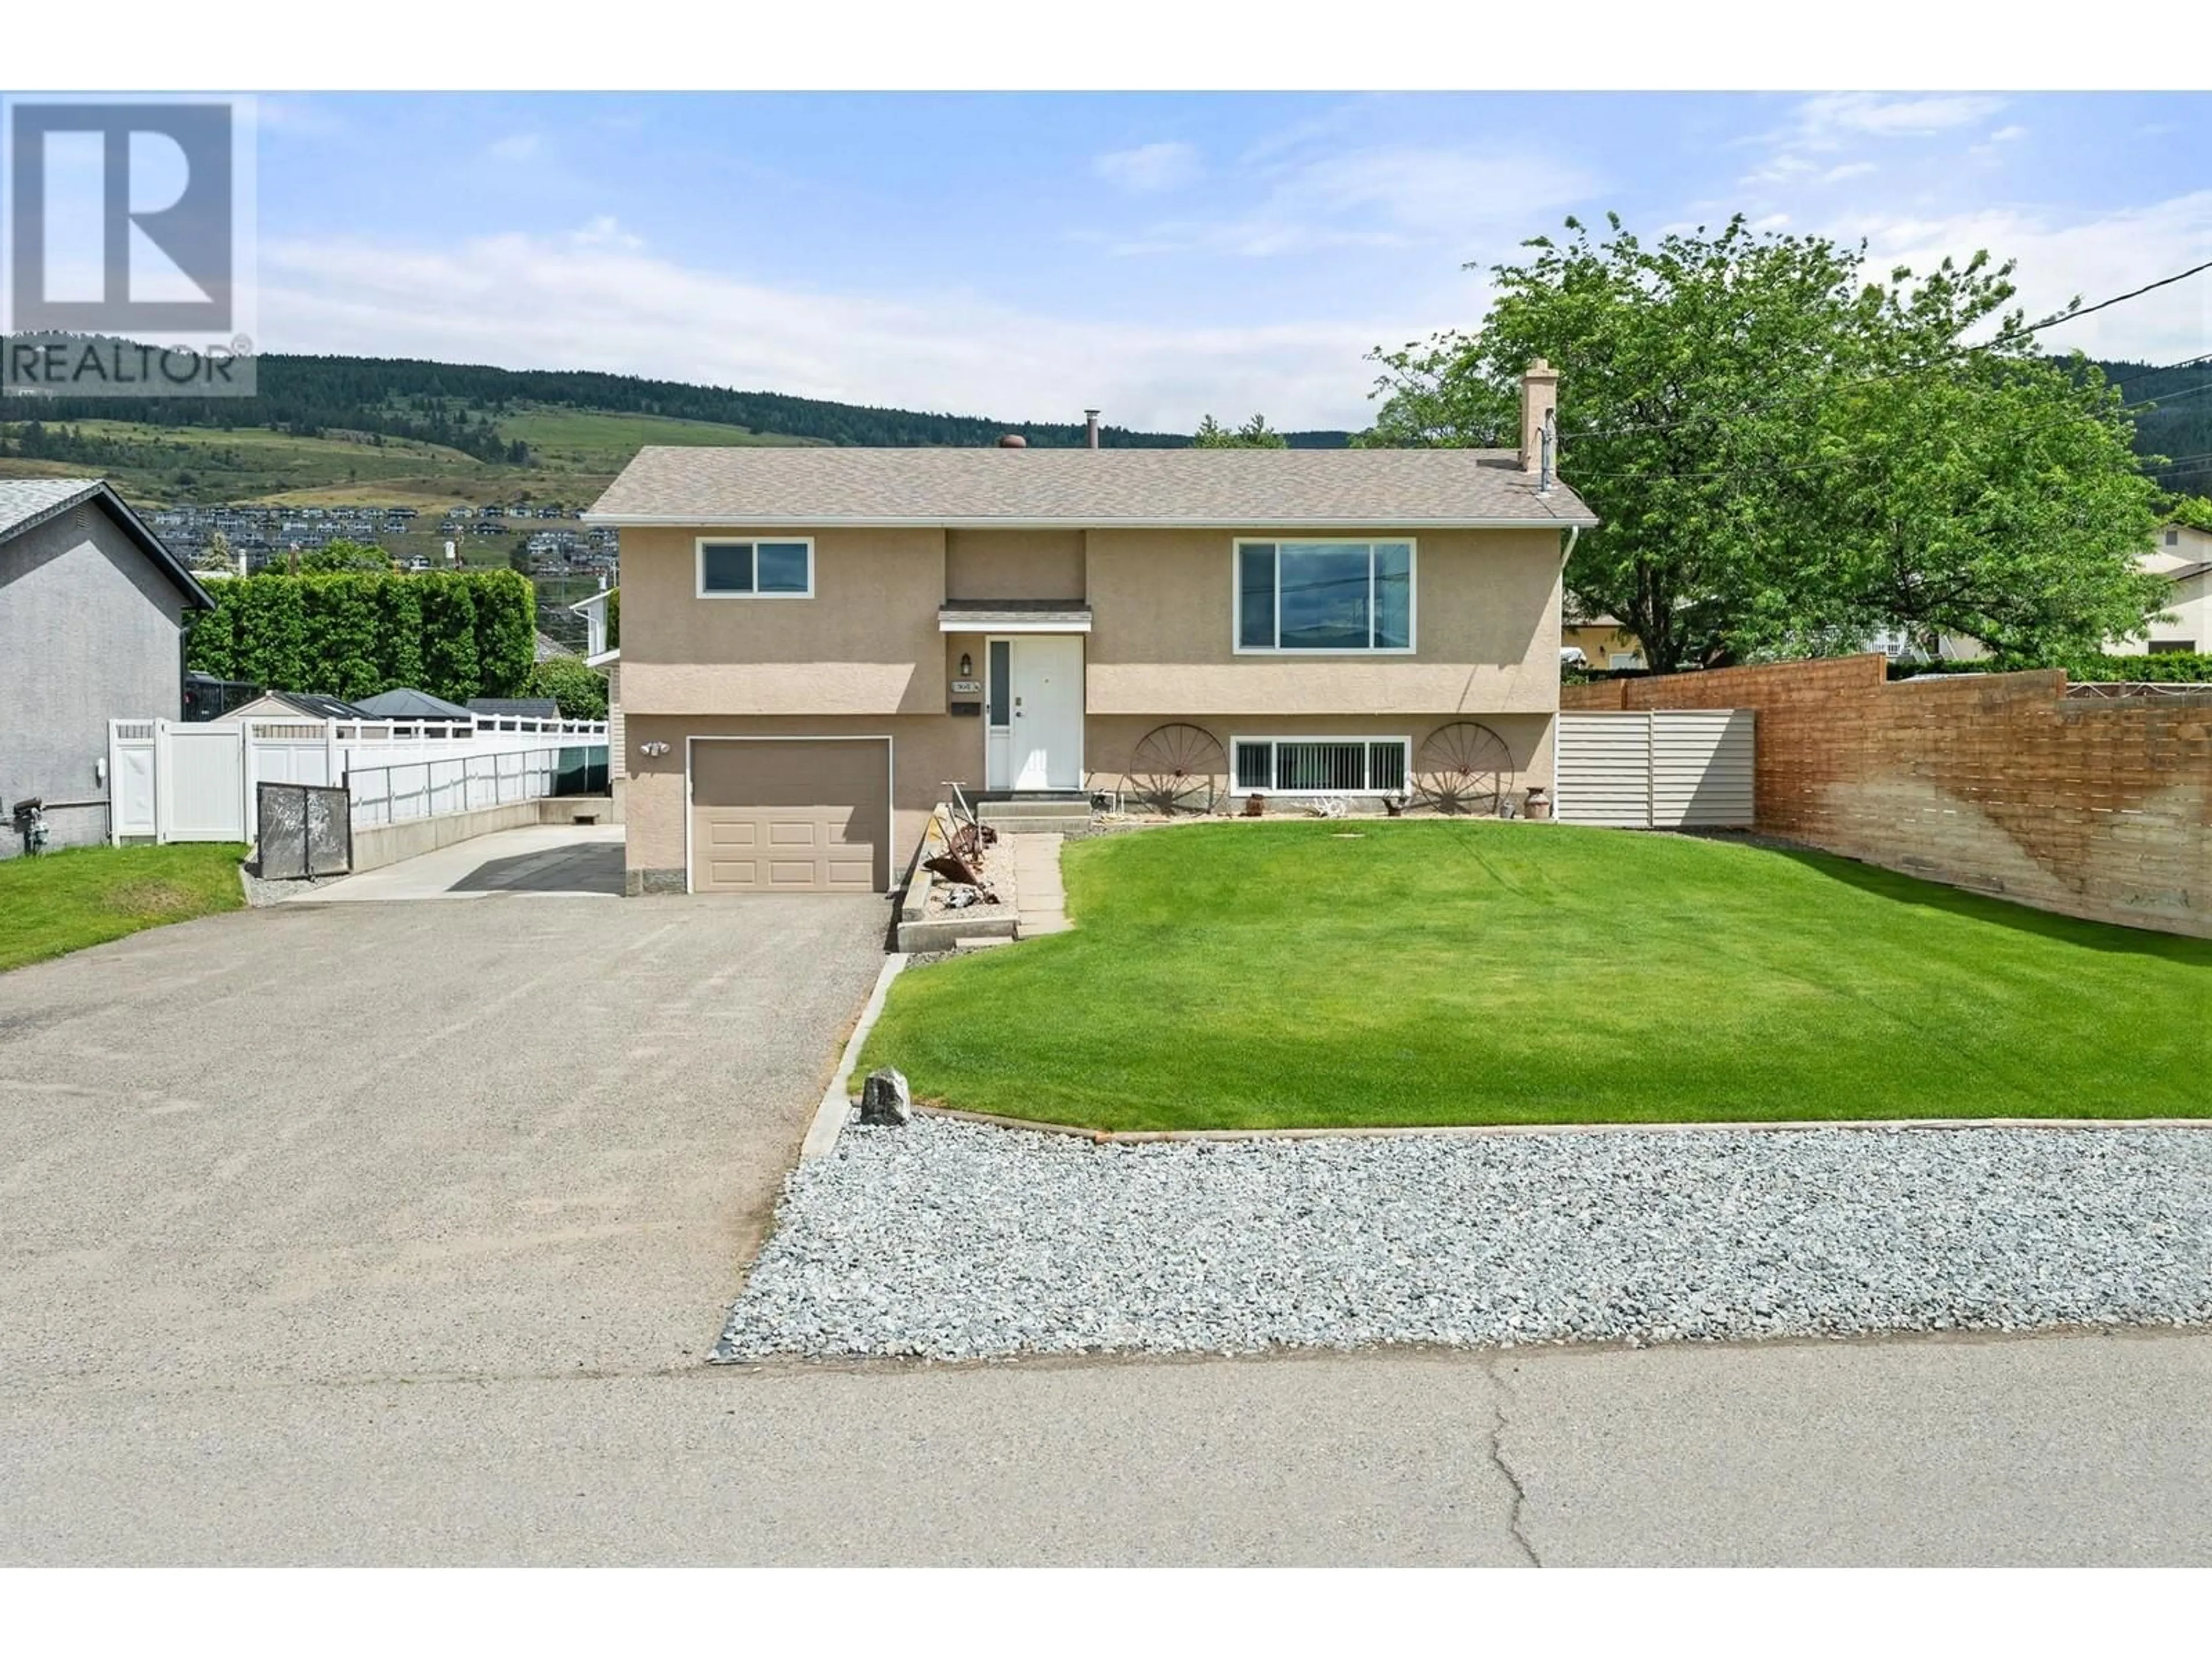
left=1193, top=413, right=1290, bottom=449
left=375, top=578, right=425, bottom=691
left=1362, top=213, right=2169, bottom=668
left=192, top=529, right=236, bottom=574
left=2165, top=494, right=2212, bottom=534
left=467, top=568, right=537, bottom=696
left=419, top=575, right=482, bottom=702
left=297, top=538, right=392, bottom=573
left=522, top=656, right=609, bottom=721
left=298, top=575, right=384, bottom=700
left=229, top=576, right=308, bottom=691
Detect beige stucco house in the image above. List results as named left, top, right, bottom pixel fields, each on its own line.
left=2107, top=521, right=2212, bottom=656
left=582, top=369, right=1597, bottom=896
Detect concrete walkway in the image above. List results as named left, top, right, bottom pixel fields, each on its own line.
left=293, top=822, right=624, bottom=901
left=1012, top=832, right=1070, bottom=937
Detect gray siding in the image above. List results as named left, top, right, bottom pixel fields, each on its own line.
left=1, top=505, right=190, bottom=854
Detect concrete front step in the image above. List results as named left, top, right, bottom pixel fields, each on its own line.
left=981, top=816, right=1089, bottom=835
left=979, top=799, right=1091, bottom=818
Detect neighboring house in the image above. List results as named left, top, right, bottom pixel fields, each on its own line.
left=582, top=363, right=1597, bottom=896
left=0, top=478, right=213, bottom=855
left=570, top=585, right=623, bottom=813
left=219, top=690, right=367, bottom=722
left=533, top=630, right=575, bottom=662
left=1888, top=522, right=2212, bottom=665
left=1562, top=613, right=1646, bottom=670
left=352, top=687, right=475, bottom=722
left=467, top=697, right=562, bottom=721
left=2108, top=522, right=2212, bottom=655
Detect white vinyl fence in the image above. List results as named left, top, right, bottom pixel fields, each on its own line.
left=1555, top=710, right=1755, bottom=829
left=108, top=715, right=609, bottom=849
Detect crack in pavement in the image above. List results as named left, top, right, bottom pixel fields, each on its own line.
left=1485, top=1353, right=1541, bottom=1566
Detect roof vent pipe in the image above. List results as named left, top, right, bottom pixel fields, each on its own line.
left=1084, top=408, right=1101, bottom=449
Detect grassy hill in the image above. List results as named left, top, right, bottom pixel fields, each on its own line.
left=0, top=349, right=1356, bottom=510
left=1, top=347, right=2194, bottom=512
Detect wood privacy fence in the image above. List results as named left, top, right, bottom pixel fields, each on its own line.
left=107, top=715, right=608, bottom=850
left=1555, top=710, right=1755, bottom=828
left=1562, top=655, right=2212, bottom=938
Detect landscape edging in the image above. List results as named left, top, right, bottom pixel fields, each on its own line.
left=911, top=1103, right=2212, bottom=1143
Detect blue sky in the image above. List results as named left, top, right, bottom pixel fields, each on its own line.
left=249, top=92, right=2211, bottom=430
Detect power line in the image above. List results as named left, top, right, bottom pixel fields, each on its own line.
left=1555, top=257, right=2212, bottom=444
left=1567, top=355, right=2212, bottom=486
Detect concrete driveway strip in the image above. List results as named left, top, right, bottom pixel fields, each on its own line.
left=0, top=893, right=888, bottom=1389
left=294, top=823, right=626, bottom=900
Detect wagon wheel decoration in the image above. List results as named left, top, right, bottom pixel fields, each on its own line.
left=1410, top=721, right=1516, bottom=816
left=1124, top=722, right=1225, bottom=816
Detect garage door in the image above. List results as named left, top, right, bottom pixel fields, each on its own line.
left=690, top=739, right=891, bottom=894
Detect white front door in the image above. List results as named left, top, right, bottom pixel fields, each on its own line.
left=987, top=635, right=1084, bottom=790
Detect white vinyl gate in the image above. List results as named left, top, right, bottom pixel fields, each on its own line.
left=107, top=715, right=608, bottom=847
left=1555, top=710, right=1755, bottom=829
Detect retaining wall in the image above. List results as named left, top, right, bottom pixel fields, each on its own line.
left=1562, top=655, right=2212, bottom=937
left=350, top=794, right=616, bottom=874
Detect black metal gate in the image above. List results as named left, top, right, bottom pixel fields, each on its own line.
left=256, top=782, right=353, bottom=879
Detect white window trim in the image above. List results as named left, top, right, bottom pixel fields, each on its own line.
left=695, top=535, right=816, bottom=600
left=1230, top=735, right=1412, bottom=795
left=1231, top=537, right=1418, bottom=656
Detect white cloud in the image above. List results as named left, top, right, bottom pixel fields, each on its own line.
left=258, top=224, right=1411, bottom=430
left=487, top=131, right=541, bottom=162
left=1796, top=94, right=2006, bottom=138
left=1108, top=143, right=1596, bottom=259
left=1832, top=191, right=2212, bottom=363
left=570, top=214, right=642, bottom=251
left=1741, top=94, right=2006, bottom=194
left=1093, top=141, right=1200, bottom=193
left=1988, top=124, right=2029, bottom=143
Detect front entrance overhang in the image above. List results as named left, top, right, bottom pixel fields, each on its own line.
left=938, top=600, right=1092, bottom=634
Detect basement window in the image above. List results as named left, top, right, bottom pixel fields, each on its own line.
left=696, top=537, right=813, bottom=597
left=1233, top=738, right=1409, bottom=794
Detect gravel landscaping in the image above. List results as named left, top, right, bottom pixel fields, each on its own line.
left=715, top=1118, right=2212, bottom=1362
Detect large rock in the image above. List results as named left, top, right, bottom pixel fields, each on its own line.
left=858, top=1066, right=912, bottom=1127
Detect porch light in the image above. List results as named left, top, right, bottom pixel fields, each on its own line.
left=959, top=652, right=973, bottom=678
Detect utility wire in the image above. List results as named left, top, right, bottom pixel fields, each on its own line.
left=1554, top=256, right=2212, bottom=443
left=1568, top=354, right=2212, bottom=485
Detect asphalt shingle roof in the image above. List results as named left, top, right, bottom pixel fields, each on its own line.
left=585, top=446, right=1599, bottom=529
left=354, top=687, right=475, bottom=719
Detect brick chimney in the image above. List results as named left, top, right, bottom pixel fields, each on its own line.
left=1519, top=358, right=1559, bottom=478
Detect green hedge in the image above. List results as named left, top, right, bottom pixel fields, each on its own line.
left=1889, top=652, right=2212, bottom=684
left=185, top=570, right=535, bottom=704
left=522, top=656, right=609, bottom=721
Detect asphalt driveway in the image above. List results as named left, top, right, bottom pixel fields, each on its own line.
left=0, top=892, right=888, bottom=1388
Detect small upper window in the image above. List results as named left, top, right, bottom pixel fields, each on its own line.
left=2167, top=529, right=2181, bottom=547
left=697, top=538, right=812, bottom=597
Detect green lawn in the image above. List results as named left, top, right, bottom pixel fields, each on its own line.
left=0, top=843, right=248, bottom=974
left=860, top=821, right=2212, bottom=1130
